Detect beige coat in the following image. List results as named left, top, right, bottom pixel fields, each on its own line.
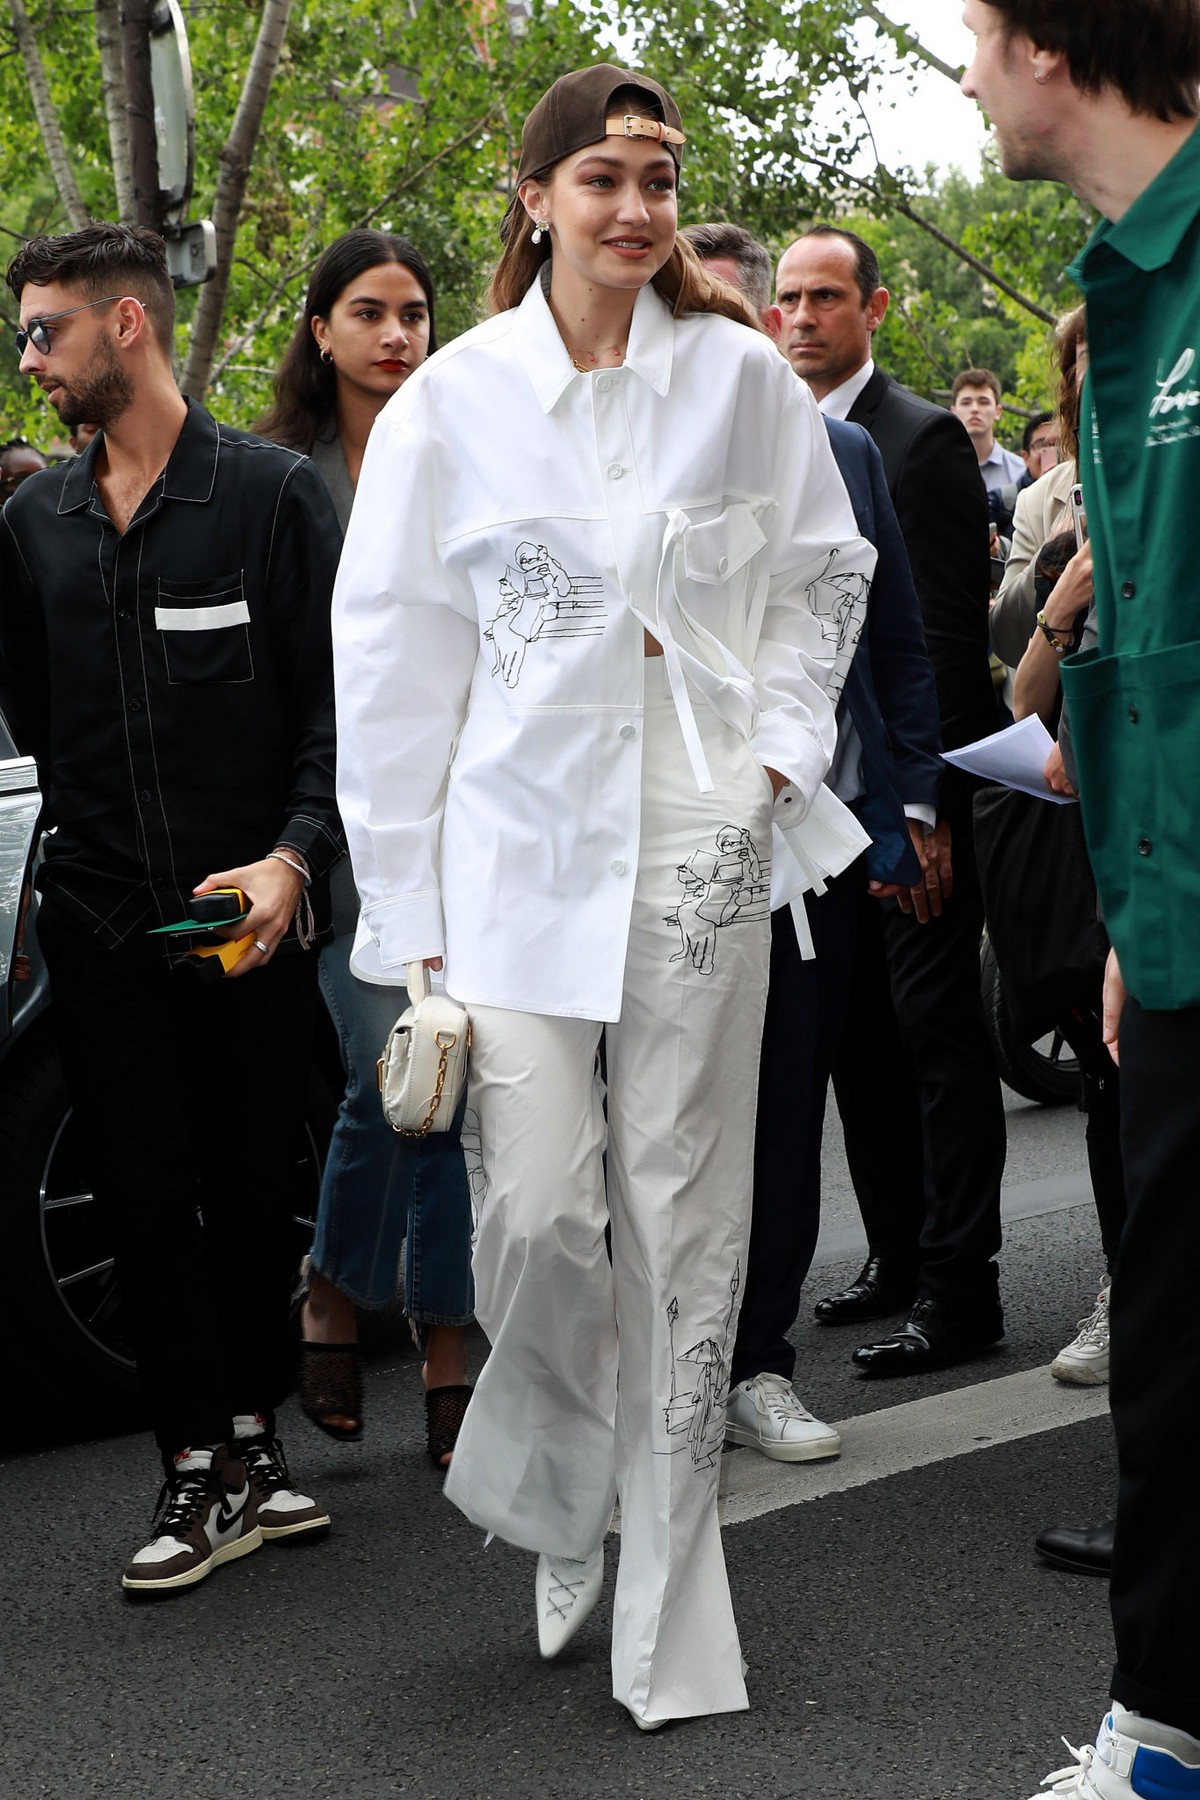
left=989, top=458, right=1077, bottom=668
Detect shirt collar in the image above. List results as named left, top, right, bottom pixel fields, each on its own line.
left=57, top=426, right=105, bottom=513
left=816, top=357, right=875, bottom=420
left=57, top=395, right=219, bottom=516
left=1071, top=120, right=1200, bottom=279
left=515, top=270, right=675, bottom=414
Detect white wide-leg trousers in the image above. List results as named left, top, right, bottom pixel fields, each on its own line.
left=444, top=662, right=773, bottom=1724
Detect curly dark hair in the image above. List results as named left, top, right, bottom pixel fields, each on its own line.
left=6, top=222, right=176, bottom=353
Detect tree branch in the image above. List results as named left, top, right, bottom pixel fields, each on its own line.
left=891, top=191, right=1056, bottom=324
left=797, top=144, right=1057, bottom=327
left=207, top=247, right=321, bottom=386
left=94, top=0, right=134, bottom=221
left=6, top=0, right=90, bottom=227
left=861, top=3, right=965, bottom=84
left=180, top=0, right=296, bottom=399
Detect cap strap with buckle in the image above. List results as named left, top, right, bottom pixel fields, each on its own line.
left=609, top=114, right=687, bottom=148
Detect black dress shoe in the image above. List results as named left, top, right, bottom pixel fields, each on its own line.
left=851, top=1296, right=1004, bottom=1375
left=813, top=1256, right=917, bottom=1326
left=1034, top=1519, right=1114, bottom=1577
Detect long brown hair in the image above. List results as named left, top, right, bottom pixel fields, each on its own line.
left=487, top=220, right=759, bottom=330
left=1055, top=304, right=1087, bottom=467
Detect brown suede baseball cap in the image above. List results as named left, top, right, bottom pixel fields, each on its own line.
left=515, top=63, right=686, bottom=186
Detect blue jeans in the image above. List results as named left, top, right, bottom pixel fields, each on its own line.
left=312, top=934, right=474, bottom=1326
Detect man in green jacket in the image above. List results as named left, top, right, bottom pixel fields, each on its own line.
left=961, top=3, right=1200, bottom=1796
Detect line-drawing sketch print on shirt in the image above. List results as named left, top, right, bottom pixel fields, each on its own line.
left=804, top=548, right=869, bottom=708
left=659, top=1262, right=741, bottom=1470
left=484, top=540, right=605, bottom=688
left=666, top=824, right=770, bottom=975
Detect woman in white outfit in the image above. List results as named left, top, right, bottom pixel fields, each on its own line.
left=332, top=63, right=875, bottom=1729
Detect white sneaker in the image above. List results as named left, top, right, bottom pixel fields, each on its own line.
left=1051, top=1282, right=1110, bottom=1386
left=535, top=1545, right=604, bottom=1659
left=1028, top=1704, right=1200, bottom=1797
left=724, top=1373, right=841, bottom=1463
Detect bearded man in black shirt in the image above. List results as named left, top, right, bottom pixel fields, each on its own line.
left=0, top=223, right=345, bottom=1594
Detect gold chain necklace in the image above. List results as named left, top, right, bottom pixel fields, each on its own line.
left=567, top=342, right=626, bottom=374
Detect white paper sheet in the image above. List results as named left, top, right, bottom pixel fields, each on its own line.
left=940, top=715, right=1077, bottom=804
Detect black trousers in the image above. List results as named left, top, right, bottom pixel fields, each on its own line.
left=38, top=895, right=317, bottom=1465
left=829, top=876, right=926, bottom=1278
left=1057, top=1002, right=1126, bottom=1273
left=844, top=794, right=1006, bottom=1307
left=1109, top=998, right=1200, bottom=1737
left=731, top=864, right=860, bottom=1386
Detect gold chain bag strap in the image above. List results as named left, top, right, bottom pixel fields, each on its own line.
left=377, top=962, right=471, bottom=1136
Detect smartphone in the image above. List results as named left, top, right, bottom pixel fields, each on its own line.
left=186, top=888, right=249, bottom=926
left=1070, top=484, right=1087, bottom=549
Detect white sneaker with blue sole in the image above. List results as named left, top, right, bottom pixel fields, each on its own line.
left=1029, top=1705, right=1200, bottom=1798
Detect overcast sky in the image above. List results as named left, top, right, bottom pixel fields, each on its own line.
left=842, top=0, right=991, bottom=179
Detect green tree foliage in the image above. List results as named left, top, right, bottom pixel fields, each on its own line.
left=0, top=0, right=1089, bottom=441
left=848, top=163, right=1092, bottom=426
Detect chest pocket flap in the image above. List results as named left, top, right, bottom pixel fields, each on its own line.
left=155, top=574, right=253, bottom=684
left=682, top=505, right=767, bottom=584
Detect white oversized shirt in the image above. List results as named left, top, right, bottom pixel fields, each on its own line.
left=332, top=276, right=876, bottom=1019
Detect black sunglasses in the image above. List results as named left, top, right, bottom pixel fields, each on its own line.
left=15, top=294, right=130, bottom=356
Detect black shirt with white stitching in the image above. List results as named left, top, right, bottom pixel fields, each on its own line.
left=0, top=399, right=345, bottom=946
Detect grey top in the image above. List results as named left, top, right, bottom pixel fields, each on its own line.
left=309, top=425, right=355, bottom=535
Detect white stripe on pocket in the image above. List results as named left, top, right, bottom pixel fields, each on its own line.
left=154, top=600, right=251, bottom=632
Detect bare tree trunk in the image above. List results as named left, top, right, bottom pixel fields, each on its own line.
left=180, top=0, right=295, bottom=399
left=95, top=0, right=134, bottom=221
left=7, top=0, right=90, bottom=228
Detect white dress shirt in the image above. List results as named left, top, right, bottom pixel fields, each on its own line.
left=332, top=276, right=876, bottom=1019
left=816, top=358, right=876, bottom=421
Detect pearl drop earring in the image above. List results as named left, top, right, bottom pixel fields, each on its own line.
left=531, top=217, right=549, bottom=245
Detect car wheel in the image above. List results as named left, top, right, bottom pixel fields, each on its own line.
left=0, top=1030, right=332, bottom=1427
left=980, top=932, right=1080, bottom=1107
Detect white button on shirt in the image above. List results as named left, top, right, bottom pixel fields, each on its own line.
left=333, top=277, right=876, bottom=1020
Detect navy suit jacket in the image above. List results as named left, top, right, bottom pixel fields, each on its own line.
left=823, top=415, right=942, bottom=886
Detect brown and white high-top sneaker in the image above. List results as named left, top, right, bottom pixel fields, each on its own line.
left=233, top=1416, right=331, bottom=1543
left=122, top=1444, right=262, bottom=1595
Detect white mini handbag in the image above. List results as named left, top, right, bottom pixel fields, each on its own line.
left=378, top=962, right=471, bottom=1136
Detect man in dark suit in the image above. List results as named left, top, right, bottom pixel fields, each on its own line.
left=683, top=223, right=941, bottom=1456
left=774, top=225, right=1007, bottom=1375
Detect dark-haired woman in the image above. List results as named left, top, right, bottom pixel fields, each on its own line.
left=257, top=229, right=474, bottom=1464
left=332, top=70, right=873, bottom=1726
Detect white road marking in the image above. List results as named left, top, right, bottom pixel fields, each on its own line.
left=716, top=1366, right=1109, bottom=1528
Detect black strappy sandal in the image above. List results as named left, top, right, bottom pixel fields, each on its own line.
left=424, top=1384, right=472, bottom=1468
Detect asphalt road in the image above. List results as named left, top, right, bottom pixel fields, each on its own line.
left=1, top=1080, right=1116, bottom=1800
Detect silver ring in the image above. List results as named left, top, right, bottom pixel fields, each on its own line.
left=254, top=939, right=270, bottom=955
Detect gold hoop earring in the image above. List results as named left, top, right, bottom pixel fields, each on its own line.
left=320, top=347, right=333, bottom=365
